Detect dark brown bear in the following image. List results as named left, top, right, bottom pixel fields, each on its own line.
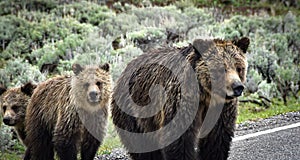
left=0, top=83, right=36, bottom=145
left=24, top=63, right=112, bottom=160
left=111, top=37, right=249, bottom=160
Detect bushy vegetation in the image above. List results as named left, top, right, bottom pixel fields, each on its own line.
left=0, top=0, right=299, bottom=157
left=0, top=124, right=24, bottom=159
left=0, top=125, right=16, bottom=152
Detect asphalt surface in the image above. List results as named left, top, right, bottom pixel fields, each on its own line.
left=229, top=111, right=300, bottom=160
left=229, top=124, right=300, bottom=160
left=96, top=111, right=300, bottom=160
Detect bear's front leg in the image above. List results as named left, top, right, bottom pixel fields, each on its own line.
left=25, top=118, right=55, bottom=160
left=81, top=129, right=101, bottom=160
left=53, top=117, right=80, bottom=160
left=197, top=103, right=237, bottom=160
left=162, top=128, right=198, bottom=160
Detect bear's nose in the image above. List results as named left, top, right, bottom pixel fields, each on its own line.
left=232, top=82, right=244, bottom=97
left=3, top=117, right=11, bottom=125
left=89, top=91, right=98, bottom=100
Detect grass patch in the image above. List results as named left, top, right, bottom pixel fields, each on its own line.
left=237, top=97, right=300, bottom=123
left=98, top=118, right=123, bottom=155
left=0, top=141, right=25, bottom=160
left=0, top=152, right=23, bottom=160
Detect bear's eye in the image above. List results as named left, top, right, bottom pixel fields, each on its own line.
left=84, top=83, right=89, bottom=88
left=11, top=105, right=18, bottom=110
left=236, top=67, right=242, bottom=73
left=96, top=82, right=102, bottom=87
left=3, top=105, right=6, bottom=111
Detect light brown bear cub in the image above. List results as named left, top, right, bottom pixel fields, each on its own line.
left=25, top=63, right=112, bottom=160
left=0, top=83, right=36, bottom=145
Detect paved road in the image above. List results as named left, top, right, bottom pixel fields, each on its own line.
left=229, top=123, right=300, bottom=160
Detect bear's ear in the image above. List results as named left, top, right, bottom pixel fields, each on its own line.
left=192, top=39, right=214, bottom=56
left=72, top=64, right=84, bottom=75
left=0, top=84, right=7, bottom=96
left=233, top=37, right=250, bottom=53
left=100, top=63, right=110, bottom=72
left=21, top=82, right=37, bottom=96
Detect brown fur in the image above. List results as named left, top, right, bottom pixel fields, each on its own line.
left=24, top=64, right=112, bottom=160
left=0, top=83, right=36, bottom=146
left=112, top=37, right=249, bottom=160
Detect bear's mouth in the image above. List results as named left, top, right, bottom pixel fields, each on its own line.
left=3, top=119, right=16, bottom=126
left=6, top=123, right=16, bottom=126
left=87, top=95, right=101, bottom=102
left=87, top=98, right=102, bottom=106
left=225, top=95, right=235, bottom=100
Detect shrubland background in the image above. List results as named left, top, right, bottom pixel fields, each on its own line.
left=0, top=0, right=299, bottom=159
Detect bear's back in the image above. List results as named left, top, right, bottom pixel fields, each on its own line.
left=27, top=76, right=72, bottom=126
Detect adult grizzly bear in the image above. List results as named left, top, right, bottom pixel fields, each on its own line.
left=0, top=83, right=36, bottom=145
left=24, top=63, right=112, bottom=160
left=112, top=37, right=249, bottom=160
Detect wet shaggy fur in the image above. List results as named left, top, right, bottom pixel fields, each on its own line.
left=24, top=64, right=112, bottom=160
left=111, top=37, right=249, bottom=160
left=0, top=83, right=36, bottom=146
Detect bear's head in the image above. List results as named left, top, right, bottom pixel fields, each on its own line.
left=0, top=83, right=36, bottom=126
left=71, top=63, right=111, bottom=111
left=192, top=37, right=249, bottom=100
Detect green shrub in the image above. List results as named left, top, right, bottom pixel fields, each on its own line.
left=0, top=15, right=29, bottom=55
left=0, top=1, right=299, bottom=106
left=51, top=1, right=113, bottom=26
left=110, top=45, right=143, bottom=81
left=0, top=0, right=57, bottom=15
left=0, top=125, right=17, bottom=153
left=0, top=58, right=46, bottom=87
left=257, top=80, right=279, bottom=99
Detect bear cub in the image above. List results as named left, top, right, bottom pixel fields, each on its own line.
left=25, top=63, right=112, bottom=160
left=0, top=83, right=36, bottom=145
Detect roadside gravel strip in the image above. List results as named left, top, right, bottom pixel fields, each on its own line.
left=96, top=148, right=130, bottom=160
left=95, top=111, right=300, bottom=160
left=235, top=111, right=300, bottom=136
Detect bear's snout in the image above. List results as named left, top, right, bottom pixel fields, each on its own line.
left=88, top=91, right=101, bottom=103
left=3, top=109, right=17, bottom=126
left=232, top=81, right=244, bottom=97
left=3, top=117, right=10, bottom=124
left=89, top=91, right=98, bottom=100
left=87, top=84, right=102, bottom=103
left=226, top=69, right=245, bottom=98
left=3, top=116, right=15, bottom=126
